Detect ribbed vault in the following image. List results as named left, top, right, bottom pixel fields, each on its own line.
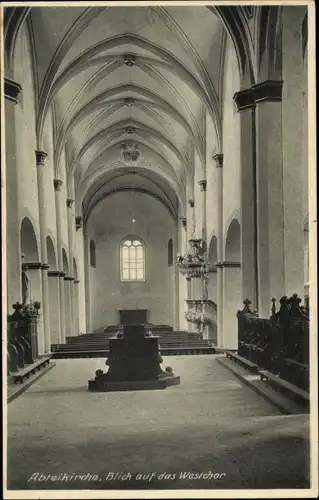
left=5, top=5, right=255, bottom=218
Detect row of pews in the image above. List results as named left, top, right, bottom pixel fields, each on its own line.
left=51, top=324, right=215, bottom=358
left=7, top=302, right=53, bottom=388
left=226, top=293, right=310, bottom=407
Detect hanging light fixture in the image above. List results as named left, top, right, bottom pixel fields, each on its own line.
left=131, top=167, right=136, bottom=224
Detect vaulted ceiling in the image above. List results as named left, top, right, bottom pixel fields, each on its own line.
left=24, top=6, right=234, bottom=219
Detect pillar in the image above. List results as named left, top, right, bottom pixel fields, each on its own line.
left=64, top=275, right=74, bottom=336
left=66, top=198, right=76, bottom=335
left=74, top=279, right=80, bottom=332
left=35, top=150, right=51, bottom=353
left=179, top=217, right=187, bottom=330
left=233, top=90, right=258, bottom=310
left=4, top=78, right=22, bottom=308
left=83, top=224, right=91, bottom=332
left=282, top=7, right=306, bottom=296
left=48, top=270, right=61, bottom=344
left=54, top=179, right=66, bottom=342
left=221, top=261, right=242, bottom=349
left=213, top=153, right=224, bottom=347
left=253, top=81, right=285, bottom=316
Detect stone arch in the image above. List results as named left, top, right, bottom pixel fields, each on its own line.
left=20, top=216, right=39, bottom=262
left=62, top=248, right=69, bottom=274
left=20, top=216, right=43, bottom=352
left=46, top=235, right=57, bottom=269
left=225, top=218, right=241, bottom=261
left=223, top=218, right=242, bottom=349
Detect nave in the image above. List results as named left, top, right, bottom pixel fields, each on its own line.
left=7, top=356, right=309, bottom=491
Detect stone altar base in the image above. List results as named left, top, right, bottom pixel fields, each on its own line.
left=88, top=373, right=180, bottom=392
left=88, top=324, right=180, bottom=392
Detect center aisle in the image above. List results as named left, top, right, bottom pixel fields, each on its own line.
left=7, top=355, right=309, bottom=490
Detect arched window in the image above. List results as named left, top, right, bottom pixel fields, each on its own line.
left=90, top=240, right=96, bottom=267
left=168, top=238, right=173, bottom=266
left=120, top=238, right=145, bottom=282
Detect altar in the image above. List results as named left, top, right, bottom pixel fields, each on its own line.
left=88, top=324, right=180, bottom=392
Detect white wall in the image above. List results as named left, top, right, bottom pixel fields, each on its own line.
left=14, top=24, right=40, bottom=240
left=87, top=191, right=176, bottom=331
left=221, top=39, right=241, bottom=248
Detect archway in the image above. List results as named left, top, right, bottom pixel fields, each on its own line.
left=47, top=236, right=61, bottom=345
left=73, top=257, right=80, bottom=333
left=223, top=218, right=242, bottom=349
left=20, top=217, right=44, bottom=354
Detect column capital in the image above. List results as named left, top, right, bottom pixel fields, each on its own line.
left=22, top=262, right=42, bottom=270
left=53, top=179, right=63, bottom=191
left=4, top=77, right=22, bottom=104
left=66, top=198, right=74, bottom=208
left=180, top=216, right=187, bottom=229
left=213, top=154, right=224, bottom=168
left=75, top=216, right=83, bottom=230
left=35, top=150, right=48, bottom=166
left=215, top=260, right=241, bottom=268
left=41, top=263, right=50, bottom=270
left=234, top=80, right=283, bottom=111
left=188, top=198, right=195, bottom=208
left=251, top=80, right=283, bottom=103
left=48, top=270, right=61, bottom=277
left=198, top=180, right=207, bottom=192
left=64, top=275, right=75, bottom=281
left=233, top=88, right=255, bottom=111
left=74, top=279, right=80, bottom=284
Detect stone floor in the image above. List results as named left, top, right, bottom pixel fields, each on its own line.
left=6, top=355, right=310, bottom=491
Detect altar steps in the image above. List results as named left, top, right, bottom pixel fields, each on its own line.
left=51, top=330, right=215, bottom=358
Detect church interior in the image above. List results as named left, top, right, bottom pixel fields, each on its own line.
left=3, top=3, right=316, bottom=495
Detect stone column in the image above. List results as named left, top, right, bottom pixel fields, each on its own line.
left=221, top=261, right=242, bottom=349
left=74, top=279, right=80, bottom=332
left=198, top=180, right=207, bottom=248
left=233, top=90, right=258, bottom=311
left=83, top=224, right=91, bottom=332
left=35, top=151, right=51, bottom=353
left=4, top=78, right=22, bottom=308
left=47, top=270, right=61, bottom=344
left=66, top=198, right=76, bottom=335
left=64, top=275, right=74, bottom=336
left=54, top=179, right=66, bottom=343
left=253, top=81, right=285, bottom=316
left=213, top=154, right=224, bottom=347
